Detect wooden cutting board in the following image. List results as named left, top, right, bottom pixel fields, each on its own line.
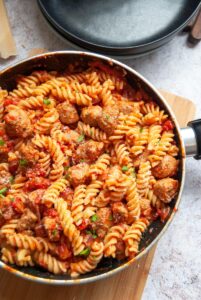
left=0, top=90, right=196, bottom=300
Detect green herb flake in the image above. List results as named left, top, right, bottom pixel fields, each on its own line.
left=0, top=139, right=5, bottom=146
left=122, top=166, right=128, bottom=172
left=52, top=229, right=57, bottom=236
left=90, top=129, right=93, bottom=135
left=10, top=197, right=14, bottom=203
left=86, top=230, right=92, bottom=235
left=0, top=187, right=7, bottom=195
left=105, top=114, right=110, bottom=120
left=91, top=214, right=98, bottom=222
left=43, top=99, right=51, bottom=105
left=64, top=166, right=69, bottom=170
left=79, top=248, right=90, bottom=256
left=109, top=214, right=113, bottom=221
left=92, top=233, right=97, bottom=239
left=19, top=159, right=28, bottom=166
left=80, top=159, right=85, bottom=163
left=140, top=127, right=143, bottom=133
left=77, top=134, right=85, bottom=143
left=9, top=176, right=14, bottom=183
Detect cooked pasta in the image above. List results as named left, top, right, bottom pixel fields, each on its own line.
left=0, top=61, right=179, bottom=277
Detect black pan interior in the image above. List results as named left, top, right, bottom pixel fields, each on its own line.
left=38, top=0, right=200, bottom=54
left=0, top=53, right=183, bottom=281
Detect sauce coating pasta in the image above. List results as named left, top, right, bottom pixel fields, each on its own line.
left=0, top=61, right=179, bottom=277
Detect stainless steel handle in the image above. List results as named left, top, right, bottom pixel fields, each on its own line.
left=180, top=127, right=197, bottom=157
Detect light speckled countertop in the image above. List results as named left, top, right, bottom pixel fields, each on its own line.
left=1, top=1, right=201, bottom=299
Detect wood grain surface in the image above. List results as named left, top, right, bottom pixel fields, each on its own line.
left=0, top=90, right=195, bottom=300
left=0, top=0, right=17, bottom=58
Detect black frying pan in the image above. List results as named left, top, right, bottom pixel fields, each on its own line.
left=38, top=0, right=201, bottom=56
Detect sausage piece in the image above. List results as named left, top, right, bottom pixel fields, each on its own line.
left=57, top=102, right=79, bottom=125
left=81, top=106, right=102, bottom=127
left=154, top=178, right=179, bottom=203
left=75, top=140, right=104, bottom=164
left=68, top=162, right=89, bottom=187
left=117, top=101, right=136, bottom=115
left=4, top=108, right=32, bottom=138
left=152, top=155, right=179, bottom=179
left=0, top=164, right=11, bottom=190
left=91, top=207, right=113, bottom=238
left=16, top=208, right=38, bottom=232
left=97, top=105, right=119, bottom=135
left=111, top=202, right=128, bottom=224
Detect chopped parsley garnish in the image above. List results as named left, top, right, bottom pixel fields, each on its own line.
left=0, top=187, right=7, bottom=195
left=79, top=248, right=90, bottom=256
left=80, top=159, right=85, bottom=163
left=19, top=159, right=28, bottom=166
left=90, top=129, right=93, bottom=135
left=0, top=139, right=5, bottom=146
left=122, top=166, right=128, bottom=172
left=86, top=230, right=97, bottom=238
left=105, top=114, right=110, bottom=120
left=52, top=229, right=57, bottom=236
left=9, top=176, right=14, bottom=183
left=10, top=197, right=14, bottom=202
left=140, top=127, right=143, bottom=133
left=64, top=166, right=69, bottom=170
left=43, top=99, right=51, bottom=105
left=77, top=134, right=85, bottom=143
left=91, top=214, right=98, bottom=222
left=109, top=214, right=113, bottom=221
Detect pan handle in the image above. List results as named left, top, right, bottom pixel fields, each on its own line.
left=181, top=119, right=201, bottom=159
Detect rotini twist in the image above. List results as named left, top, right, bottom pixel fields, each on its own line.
left=137, top=161, right=151, bottom=196
left=34, top=251, right=68, bottom=274
left=88, top=154, right=111, bottom=180
left=104, top=225, right=128, bottom=258
left=123, top=218, right=149, bottom=257
left=85, top=181, right=103, bottom=205
left=126, top=179, right=141, bottom=222
left=54, top=198, right=85, bottom=255
left=70, top=241, right=104, bottom=278
left=42, top=178, right=68, bottom=207
left=34, top=108, right=59, bottom=134
left=6, top=233, right=55, bottom=252
left=71, top=185, right=86, bottom=226
left=0, top=220, right=18, bottom=236
left=32, top=134, right=64, bottom=181
left=77, top=121, right=107, bottom=142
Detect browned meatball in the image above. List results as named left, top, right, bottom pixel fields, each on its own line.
left=0, top=164, right=12, bottom=190
left=75, top=140, right=104, bottom=164
left=68, top=162, right=89, bottom=187
left=57, top=102, right=79, bottom=125
left=152, top=155, right=179, bottom=179
left=154, top=178, right=179, bottom=203
left=4, top=108, right=32, bottom=138
left=81, top=106, right=102, bottom=127
left=43, top=217, right=62, bottom=242
left=16, top=208, right=37, bottom=232
left=91, top=207, right=113, bottom=238
left=64, top=128, right=80, bottom=144
left=19, top=143, right=39, bottom=165
left=117, top=101, right=136, bottom=115
left=97, top=105, right=119, bottom=135
left=111, top=202, right=128, bottom=224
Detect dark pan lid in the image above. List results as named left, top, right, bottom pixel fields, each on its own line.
left=38, top=0, right=201, bottom=56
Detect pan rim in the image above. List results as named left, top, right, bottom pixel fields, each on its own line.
left=0, top=50, right=186, bottom=285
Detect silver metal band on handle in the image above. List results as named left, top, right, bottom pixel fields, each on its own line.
left=181, top=127, right=197, bottom=157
